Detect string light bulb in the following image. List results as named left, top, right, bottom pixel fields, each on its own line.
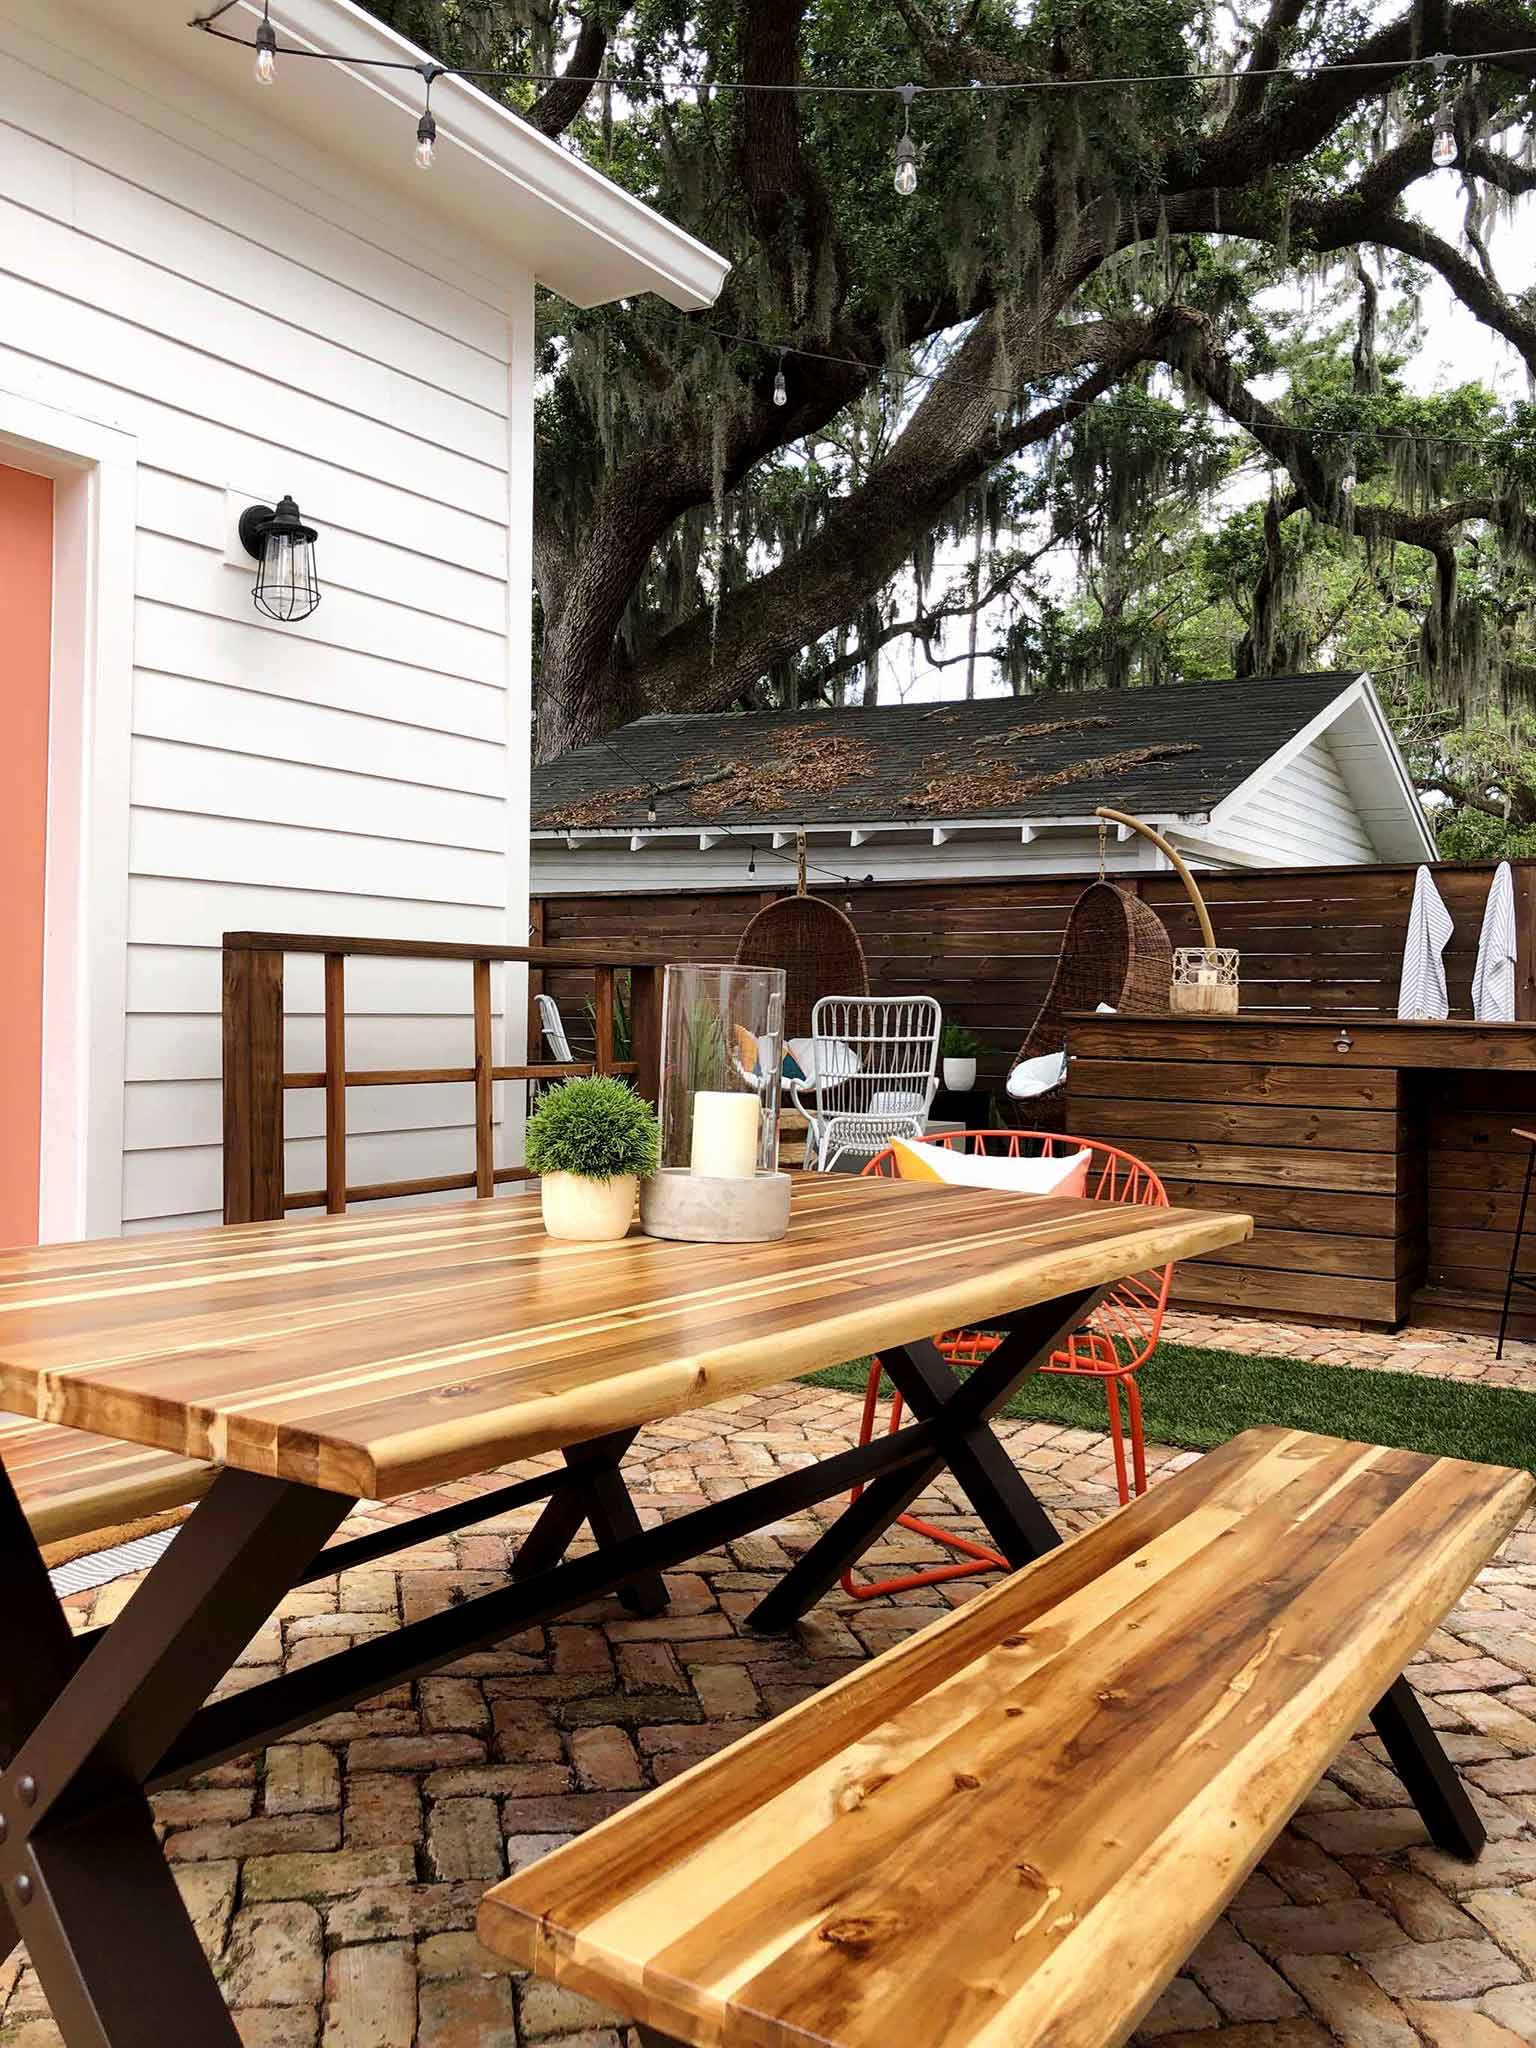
left=254, top=5, right=277, bottom=84
left=894, top=84, right=919, bottom=195
left=1430, top=54, right=1457, bottom=165
left=416, top=64, right=444, bottom=169
left=772, top=349, right=788, bottom=406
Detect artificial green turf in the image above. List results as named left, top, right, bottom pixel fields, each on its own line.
left=805, top=1342, right=1536, bottom=1475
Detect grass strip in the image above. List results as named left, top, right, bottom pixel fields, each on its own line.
left=805, top=1342, right=1536, bottom=1475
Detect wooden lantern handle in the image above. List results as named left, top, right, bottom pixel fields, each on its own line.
left=1094, top=807, right=1219, bottom=950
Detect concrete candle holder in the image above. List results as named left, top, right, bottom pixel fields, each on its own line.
left=640, top=1168, right=792, bottom=1243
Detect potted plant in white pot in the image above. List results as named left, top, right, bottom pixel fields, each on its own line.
left=939, top=1020, right=984, bottom=1094
left=525, top=1075, right=660, bottom=1242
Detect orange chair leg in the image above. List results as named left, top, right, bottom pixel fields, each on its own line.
left=1103, top=1377, right=1130, bottom=1506
left=1123, top=1372, right=1148, bottom=1496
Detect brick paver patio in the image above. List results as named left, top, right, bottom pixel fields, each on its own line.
left=8, top=1339, right=1536, bottom=2047
left=1164, top=1311, right=1536, bottom=1392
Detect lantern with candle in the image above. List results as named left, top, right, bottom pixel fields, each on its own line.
left=639, top=963, right=792, bottom=1242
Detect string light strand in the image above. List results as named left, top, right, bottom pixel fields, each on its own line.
left=188, top=16, right=1536, bottom=100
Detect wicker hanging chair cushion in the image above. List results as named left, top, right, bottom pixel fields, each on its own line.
left=735, top=895, right=870, bottom=1041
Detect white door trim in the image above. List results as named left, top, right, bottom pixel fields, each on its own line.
left=0, top=389, right=136, bottom=1241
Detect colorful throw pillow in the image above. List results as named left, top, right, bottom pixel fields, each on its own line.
left=890, top=1138, right=1092, bottom=1199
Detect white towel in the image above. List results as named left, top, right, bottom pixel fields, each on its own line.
left=1472, top=861, right=1518, bottom=1021
left=1397, top=867, right=1454, bottom=1020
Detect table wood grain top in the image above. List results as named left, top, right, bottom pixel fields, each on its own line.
left=0, top=1178, right=1251, bottom=1500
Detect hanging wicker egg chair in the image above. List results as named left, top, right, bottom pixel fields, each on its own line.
left=1003, top=880, right=1171, bottom=1128
left=735, top=843, right=870, bottom=1040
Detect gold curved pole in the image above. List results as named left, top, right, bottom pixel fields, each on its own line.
left=1093, top=806, right=1218, bottom=950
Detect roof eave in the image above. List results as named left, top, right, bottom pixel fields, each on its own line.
left=530, top=809, right=1208, bottom=843
left=134, top=0, right=730, bottom=310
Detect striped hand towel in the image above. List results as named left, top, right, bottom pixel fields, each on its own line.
left=1472, top=861, right=1517, bottom=1021
left=1397, top=866, right=1454, bottom=1019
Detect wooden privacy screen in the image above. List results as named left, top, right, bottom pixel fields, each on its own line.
left=534, top=861, right=1536, bottom=1084
left=1064, top=1014, right=1536, bottom=1334
left=222, top=933, right=664, bottom=1225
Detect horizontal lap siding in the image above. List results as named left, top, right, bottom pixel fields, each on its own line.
left=1215, top=736, right=1376, bottom=868
left=0, top=24, right=520, bottom=1231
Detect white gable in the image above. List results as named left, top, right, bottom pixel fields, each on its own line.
left=1209, top=676, right=1434, bottom=866
left=1210, top=731, right=1376, bottom=865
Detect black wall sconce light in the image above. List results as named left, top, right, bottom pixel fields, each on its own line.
left=239, top=494, right=320, bottom=622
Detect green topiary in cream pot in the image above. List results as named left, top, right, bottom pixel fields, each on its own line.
left=525, top=1076, right=661, bottom=1241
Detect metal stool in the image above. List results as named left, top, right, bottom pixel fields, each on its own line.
left=1497, top=1126, right=1536, bottom=1358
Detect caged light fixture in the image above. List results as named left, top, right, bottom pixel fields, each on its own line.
left=772, top=349, right=788, bottom=406
left=239, top=494, right=321, bottom=622
left=893, top=83, right=919, bottom=195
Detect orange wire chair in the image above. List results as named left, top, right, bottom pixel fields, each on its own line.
left=842, top=1130, right=1173, bottom=1601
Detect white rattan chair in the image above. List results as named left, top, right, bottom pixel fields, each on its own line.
left=536, top=993, right=575, bottom=1064
left=789, top=996, right=941, bottom=1171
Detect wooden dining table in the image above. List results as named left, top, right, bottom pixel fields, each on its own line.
left=0, top=1172, right=1250, bottom=2047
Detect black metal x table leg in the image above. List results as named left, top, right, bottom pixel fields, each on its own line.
left=746, top=1287, right=1104, bottom=1633
left=512, top=1428, right=669, bottom=1617
left=1372, top=1676, right=1486, bottom=1859
left=0, top=1464, right=351, bottom=2048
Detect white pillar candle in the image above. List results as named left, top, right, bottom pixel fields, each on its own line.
left=690, top=1091, right=760, bottom=1179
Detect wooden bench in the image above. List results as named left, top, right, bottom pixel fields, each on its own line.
left=0, top=1413, right=209, bottom=1559
left=479, top=1427, right=1533, bottom=2048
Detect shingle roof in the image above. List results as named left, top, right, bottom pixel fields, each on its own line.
left=531, top=675, right=1361, bottom=831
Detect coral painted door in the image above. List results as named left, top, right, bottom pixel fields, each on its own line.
left=0, top=464, right=53, bottom=1245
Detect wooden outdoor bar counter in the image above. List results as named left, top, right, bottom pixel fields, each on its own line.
left=1064, top=1013, right=1536, bottom=1334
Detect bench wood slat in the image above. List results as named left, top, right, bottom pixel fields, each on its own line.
left=0, top=1414, right=209, bottom=1548
left=478, top=1428, right=1533, bottom=2048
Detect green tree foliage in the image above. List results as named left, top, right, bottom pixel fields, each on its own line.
left=358, top=0, right=1536, bottom=773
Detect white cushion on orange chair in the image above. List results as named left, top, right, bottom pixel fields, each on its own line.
left=890, top=1138, right=1091, bottom=1198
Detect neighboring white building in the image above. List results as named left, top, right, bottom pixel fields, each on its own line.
left=532, top=673, right=1435, bottom=894
left=0, top=0, right=727, bottom=1238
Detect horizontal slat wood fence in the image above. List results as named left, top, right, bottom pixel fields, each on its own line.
left=533, top=861, right=1536, bottom=1083
left=223, top=933, right=665, bottom=1225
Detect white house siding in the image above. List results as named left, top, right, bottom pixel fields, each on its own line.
left=0, top=0, right=532, bottom=1233
left=1212, top=732, right=1377, bottom=867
